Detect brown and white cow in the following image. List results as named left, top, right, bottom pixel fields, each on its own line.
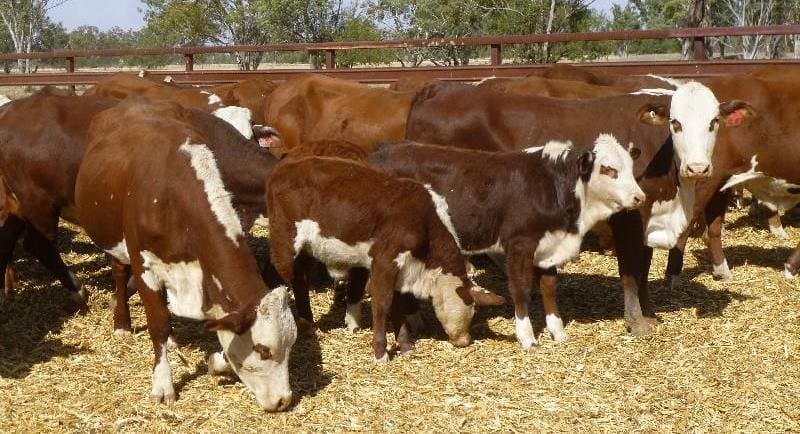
left=0, top=92, right=118, bottom=300
left=75, top=98, right=296, bottom=411
left=265, top=74, right=417, bottom=156
left=405, top=80, right=745, bottom=336
left=266, top=156, right=505, bottom=361
left=208, top=77, right=278, bottom=125
left=370, top=136, right=644, bottom=348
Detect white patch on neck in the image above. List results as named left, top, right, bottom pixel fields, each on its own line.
left=645, top=74, right=686, bottom=87
left=540, top=140, right=572, bottom=162
left=646, top=178, right=695, bottom=250
left=293, top=219, right=372, bottom=279
left=139, top=250, right=206, bottom=320
left=0, top=95, right=11, bottom=106
left=179, top=141, right=243, bottom=245
left=523, top=145, right=543, bottom=154
left=200, top=90, right=222, bottom=105
left=721, top=156, right=800, bottom=214
left=424, top=184, right=461, bottom=249
left=105, top=239, right=130, bottom=264
left=212, top=106, right=254, bottom=139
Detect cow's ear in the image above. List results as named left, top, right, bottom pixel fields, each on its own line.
left=578, top=150, right=595, bottom=178
left=469, top=287, right=505, bottom=306
left=205, top=311, right=253, bottom=335
left=719, top=100, right=756, bottom=127
left=638, top=103, right=669, bottom=126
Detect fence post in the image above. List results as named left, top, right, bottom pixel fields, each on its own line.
left=184, top=53, right=194, bottom=71
left=692, top=37, right=707, bottom=60
left=490, top=44, right=502, bottom=65
left=65, top=57, right=75, bottom=92
left=325, top=49, right=336, bottom=69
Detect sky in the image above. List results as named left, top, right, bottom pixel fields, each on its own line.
left=47, top=0, right=625, bottom=32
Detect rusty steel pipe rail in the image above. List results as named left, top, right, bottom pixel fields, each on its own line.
left=0, top=25, right=797, bottom=87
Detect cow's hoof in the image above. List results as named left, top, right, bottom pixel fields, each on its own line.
left=770, top=226, right=790, bottom=240
left=374, top=352, right=389, bottom=363
left=550, top=329, right=569, bottom=343
left=150, top=391, right=176, bottom=405
left=344, top=303, right=362, bottom=333
left=712, top=260, right=733, bottom=281
left=207, top=352, right=230, bottom=376
left=666, top=274, right=683, bottom=290
left=783, top=264, right=796, bottom=281
left=628, top=317, right=658, bottom=336
left=68, top=286, right=89, bottom=305
left=545, top=314, right=568, bottom=342
left=113, top=328, right=132, bottom=336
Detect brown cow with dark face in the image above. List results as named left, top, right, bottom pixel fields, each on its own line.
left=0, top=92, right=118, bottom=301
left=405, top=80, right=746, bottom=337
left=75, top=98, right=296, bottom=411
left=266, top=156, right=505, bottom=361
left=265, top=74, right=416, bottom=156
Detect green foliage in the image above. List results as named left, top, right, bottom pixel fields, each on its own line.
left=334, top=16, right=392, bottom=68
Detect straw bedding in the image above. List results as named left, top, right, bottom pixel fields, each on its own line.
left=0, top=204, right=798, bottom=432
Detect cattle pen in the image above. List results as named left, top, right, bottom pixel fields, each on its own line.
left=0, top=26, right=799, bottom=432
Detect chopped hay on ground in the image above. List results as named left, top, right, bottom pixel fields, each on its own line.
left=0, top=205, right=798, bottom=432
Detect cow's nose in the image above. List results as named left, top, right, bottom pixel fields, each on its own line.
left=632, top=193, right=646, bottom=207
left=686, top=163, right=711, bottom=178
left=271, top=394, right=292, bottom=412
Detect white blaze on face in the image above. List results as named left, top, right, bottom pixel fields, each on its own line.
left=179, top=142, right=244, bottom=245
left=578, top=134, right=644, bottom=231
left=216, top=286, right=297, bottom=412
left=212, top=106, right=254, bottom=139
left=668, top=82, right=720, bottom=178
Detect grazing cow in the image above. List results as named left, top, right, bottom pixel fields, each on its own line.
left=661, top=72, right=798, bottom=282
left=265, top=74, right=416, bottom=156
left=406, top=80, right=746, bottom=336
left=266, top=157, right=505, bottom=361
left=96, top=99, right=281, bottom=334
left=479, top=75, right=623, bottom=98
left=75, top=98, right=296, bottom=411
left=370, top=137, right=644, bottom=347
left=0, top=92, right=118, bottom=300
left=208, top=77, right=278, bottom=125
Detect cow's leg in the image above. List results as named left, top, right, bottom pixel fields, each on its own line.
left=4, top=265, right=15, bottom=294
left=134, top=266, right=175, bottom=403
left=638, top=246, right=655, bottom=318
left=110, top=258, right=133, bottom=334
left=288, top=252, right=316, bottom=333
left=400, top=293, right=423, bottom=335
left=344, top=267, right=368, bottom=333
left=610, top=211, right=656, bottom=336
left=767, top=211, right=788, bottom=239
left=705, top=192, right=732, bottom=280
left=366, top=256, right=398, bottom=362
left=784, top=244, right=800, bottom=280
left=665, top=231, right=689, bottom=289
left=506, top=239, right=537, bottom=350
left=535, top=266, right=567, bottom=342
left=0, top=215, right=25, bottom=295
left=21, top=225, right=86, bottom=303
left=390, top=291, right=414, bottom=356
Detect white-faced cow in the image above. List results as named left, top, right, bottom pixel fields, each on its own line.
left=75, top=98, right=296, bottom=411
left=266, top=156, right=505, bottom=361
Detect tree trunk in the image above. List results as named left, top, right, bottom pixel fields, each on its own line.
left=542, top=0, right=556, bottom=62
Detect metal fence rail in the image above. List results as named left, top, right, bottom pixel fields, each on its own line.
left=0, top=24, right=798, bottom=86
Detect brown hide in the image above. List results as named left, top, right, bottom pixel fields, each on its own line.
left=83, top=72, right=224, bottom=112
left=479, top=76, right=624, bottom=98
left=265, top=74, right=416, bottom=156
left=540, top=64, right=669, bottom=92
left=282, top=140, right=368, bottom=161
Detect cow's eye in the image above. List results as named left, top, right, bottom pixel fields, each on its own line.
left=253, top=344, right=272, bottom=360
left=709, top=117, right=719, bottom=131
left=600, top=165, right=618, bottom=179
left=670, top=119, right=683, bottom=132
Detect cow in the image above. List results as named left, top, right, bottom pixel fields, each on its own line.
left=208, top=77, right=278, bottom=125
left=83, top=73, right=257, bottom=140
left=281, top=139, right=368, bottom=161
left=0, top=92, right=118, bottom=300
left=478, top=75, right=624, bottom=98
left=369, top=136, right=644, bottom=348
left=539, top=64, right=669, bottom=92
left=265, top=74, right=417, bottom=156
left=266, top=156, right=505, bottom=361
left=75, top=97, right=297, bottom=411
left=661, top=72, right=797, bottom=283
left=388, top=77, right=438, bottom=92
left=405, top=80, right=748, bottom=337
left=97, top=99, right=282, bottom=334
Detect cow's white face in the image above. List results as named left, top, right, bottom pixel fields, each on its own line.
left=583, top=134, right=645, bottom=214
left=216, top=286, right=297, bottom=412
left=668, top=82, right=720, bottom=179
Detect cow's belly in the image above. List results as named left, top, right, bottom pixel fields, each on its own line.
left=293, top=219, right=373, bottom=279
left=741, top=177, right=800, bottom=214
left=140, top=250, right=206, bottom=320
left=646, top=182, right=694, bottom=250
left=534, top=230, right=582, bottom=268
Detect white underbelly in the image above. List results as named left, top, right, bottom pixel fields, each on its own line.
left=534, top=230, right=582, bottom=268
left=293, top=219, right=373, bottom=279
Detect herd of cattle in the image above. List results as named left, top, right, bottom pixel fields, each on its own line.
left=0, top=64, right=798, bottom=412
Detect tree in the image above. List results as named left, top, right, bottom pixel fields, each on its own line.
left=707, top=0, right=786, bottom=58
left=0, top=0, right=71, bottom=72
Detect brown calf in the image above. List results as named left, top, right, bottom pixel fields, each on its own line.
left=76, top=98, right=296, bottom=411
left=266, top=157, right=504, bottom=361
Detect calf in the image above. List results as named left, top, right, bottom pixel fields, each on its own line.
left=75, top=98, right=296, bottom=411
left=405, top=80, right=743, bottom=336
left=370, top=137, right=644, bottom=348
left=266, top=157, right=504, bottom=361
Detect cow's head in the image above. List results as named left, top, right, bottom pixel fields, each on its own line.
left=431, top=273, right=504, bottom=347
left=0, top=174, right=20, bottom=227
left=638, top=81, right=750, bottom=179
left=579, top=134, right=645, bottom=215
left=206, top=286, right=297, bottom=412
left=212, top=106, right=254, bottom=139
left=253, top=124, right=282, bottom=149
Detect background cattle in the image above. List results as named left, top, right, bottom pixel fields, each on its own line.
left=266, top=156, right=504, bottom=361
left=208, top=77, right=278, bottom=125
left=75, top=98, right=297, bottom=411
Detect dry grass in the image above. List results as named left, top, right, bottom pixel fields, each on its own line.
left=0, top=204, right=798, bottom=432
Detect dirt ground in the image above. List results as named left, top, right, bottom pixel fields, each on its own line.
left=0, top=203, right=798, bottom=432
